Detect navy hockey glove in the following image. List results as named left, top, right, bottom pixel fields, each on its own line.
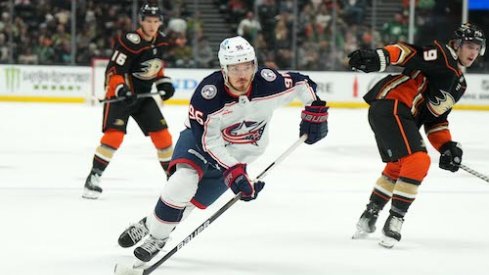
left=300, top=100, right=329, bottom=144
left=156, top=77, right=175, bottom=101
left=439, top=141, right=463, bottom=172
left=348, top=48, right=390, bottom=73
left=223, top=164, right=265, bottom=201
left=115, top=84, right=136, bottom=105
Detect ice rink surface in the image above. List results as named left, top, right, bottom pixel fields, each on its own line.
left=1, top=102, right=489, bottom=275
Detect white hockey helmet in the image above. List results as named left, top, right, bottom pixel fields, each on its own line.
left=218, top=36, right=257, bottom=78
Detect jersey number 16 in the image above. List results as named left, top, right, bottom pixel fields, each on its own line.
left=111, top=50, right=128, bottom=66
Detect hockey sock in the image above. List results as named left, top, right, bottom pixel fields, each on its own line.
left=147, top=165, right=199, bottom=239
left=390, top=152, right=430, bottom=216
left=369, top=175, right=395, bottom=209
left=391, top=178, right=420, bottom=217
left=157, top=146, right=173, bottom=174
left=90, top=130, right=124, bottom=175
left=148, top=198, right=185, bottom=239
left=149, top=129, right=173, bottom=176
left=91, top=144, right=116, bottom=175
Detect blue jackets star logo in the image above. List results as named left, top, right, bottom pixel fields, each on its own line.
left=222, top=120, right=267, bottom=145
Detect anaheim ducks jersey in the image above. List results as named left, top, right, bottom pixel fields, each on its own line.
left=104, top=29, right=172, bottom=96
left=364, top=41, right=466, bottom=131
left=185, top=68, right=320, bottom=170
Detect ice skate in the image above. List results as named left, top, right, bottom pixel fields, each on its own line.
left=352, top=202, right=381, bottom=239
left=82, top=172, right=102, bottom=199
left=134, top=235, right=168, bottom=262
left=118, top=217, right=149, bottom=248
left=379, top=214, right=404, bottom=248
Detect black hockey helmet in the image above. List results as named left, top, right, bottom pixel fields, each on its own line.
left=453, top=23, right=486, bottom=56
left=139, top=1, right=163, bottom=21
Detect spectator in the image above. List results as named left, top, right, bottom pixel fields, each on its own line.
left=298, top=41, right=320, bottom=70
left=36, top=37, right=55, bottom=64
left=18, top=46, right=38, bottom=64
left=341, top=0, right=367, bottom=25
left=237, top=11, right=261, bottom=44
left=381, top=11, right=408, bottom=44
left=316, top=4, right=333, bottom=35
left=0, top=32, right=9, bottom=63
left=193, top=35, right=214, bottom=68
left=167, top=16, right=187, bottom=35
left=55, top=40, right=71, bottom=64
left=228, top=0, right=247, bottom=24
left=257, top=0, right=277, bottom=46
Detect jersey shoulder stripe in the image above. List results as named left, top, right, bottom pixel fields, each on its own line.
left=434, top=40, right=462, bottom=77
left=117, top=31, right=169, bottom=54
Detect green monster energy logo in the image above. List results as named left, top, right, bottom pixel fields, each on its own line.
left=4, top=67, right=21, bottom=92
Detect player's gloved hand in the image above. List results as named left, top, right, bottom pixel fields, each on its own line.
left=300, top=100, right=329, bottom=144
left=115, top=84, right=136, bottom=105
left=223, top=164, right=265, bottom=201
left=348, top=48, right=390, bottom=73
left=439, top=141, right=463, bottom=172
left=156, top=77, right=175, bottom=101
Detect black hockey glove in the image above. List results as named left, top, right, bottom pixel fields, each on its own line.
left=348, top=48, right=390, bottom=73
left=439, top=141, right=463, bottom=172
left=300, top=100, right=329, bottom=144
left=156, top=77, right=175, bottom=101
left=223, top=164, right=265, bottom=201
left=115, top=84, right=136, bottom=105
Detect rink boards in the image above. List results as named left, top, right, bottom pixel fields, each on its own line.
left=1, top=64, right=489, bottom=110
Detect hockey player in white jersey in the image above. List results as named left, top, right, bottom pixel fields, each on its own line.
left=117, top=36, right=329, bottom=262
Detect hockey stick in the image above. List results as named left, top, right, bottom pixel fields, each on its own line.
left=99, top=91, right=165, bottom=103
left=114, top=134, right=308, bottom=275
left=459, top=164, right=489, bottom=183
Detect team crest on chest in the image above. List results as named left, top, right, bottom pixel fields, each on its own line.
left=261, top=69, right=276, bottom=82
left=126, top=33, right=141, bottom=44
left=222, top=120, right=267, bottom=145
left=201, top=85, right=217, bottom=99
left=427, top=90, right=455, bottom=117
left=132, top=58, right=163, bottom=80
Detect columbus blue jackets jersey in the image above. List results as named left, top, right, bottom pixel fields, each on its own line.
left=186, top=68, right=320, bottom=170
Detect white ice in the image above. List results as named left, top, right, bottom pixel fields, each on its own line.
left=1, top=102, right=488, bottom=275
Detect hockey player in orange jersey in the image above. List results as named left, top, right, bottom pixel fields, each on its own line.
left=83, top=2, right=178, bottom=199
left=348, top=23, right=485, bottom=248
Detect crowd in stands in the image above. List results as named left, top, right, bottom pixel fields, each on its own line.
left=0, top=0, right=194, bottom=66
left=0, top=0, right=487, bottom=72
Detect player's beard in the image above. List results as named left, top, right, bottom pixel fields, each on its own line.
left=229, top=77, right=252, bottom=95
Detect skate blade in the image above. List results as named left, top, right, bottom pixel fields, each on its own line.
left=352, top=229, right=369, bottom=239
left=378, top=236, right=398, bottom=248
left=82, top=189, right=101, bottom=199
left=114, top=263, right=145, bottom=275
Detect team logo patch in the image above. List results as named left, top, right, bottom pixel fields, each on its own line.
left=261, top=69, right=276, bottom=82
left=222, top=120, right=267, bottom=145
left=114, top=119, right=125, bottom=126
left=132, top=58, right=163, bottom=80
left=201, top=85, right=217, bottom=100
left=427, top=90, right=455, bottom=117
left=126, top=33, right=141, bottom=44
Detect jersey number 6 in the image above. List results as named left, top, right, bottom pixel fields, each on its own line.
left=189, top=105, right=204, bottom=125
